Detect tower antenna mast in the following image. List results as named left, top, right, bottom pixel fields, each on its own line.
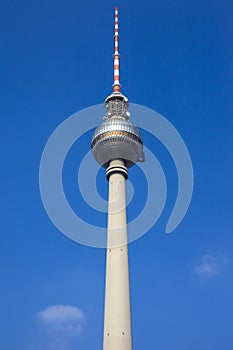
left=113, top=6, right=121, bottom=93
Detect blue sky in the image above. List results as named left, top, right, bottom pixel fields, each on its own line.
left=1, top=0, right=233, bottom=349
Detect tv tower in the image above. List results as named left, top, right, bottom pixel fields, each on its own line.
left=91, top=6, right=144, bottom=350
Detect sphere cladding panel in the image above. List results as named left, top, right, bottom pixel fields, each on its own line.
left=91, top=118, right=143, bottom=168
left=93, top=119, right=142, bottom=138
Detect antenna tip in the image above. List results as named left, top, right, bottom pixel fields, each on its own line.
left=115, top=6, right=118, bottom=11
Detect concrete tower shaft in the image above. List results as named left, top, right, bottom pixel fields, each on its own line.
left=103, top=159, right=132, bottom=350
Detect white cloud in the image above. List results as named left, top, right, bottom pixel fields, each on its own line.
left=36, top=305, right=85, bottom=348
left=194, top=254, right=229, bottom=277
left=37, top=305, right=84, bottom=326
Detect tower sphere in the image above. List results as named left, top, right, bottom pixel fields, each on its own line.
left=91, top=93, right=144, bottom=168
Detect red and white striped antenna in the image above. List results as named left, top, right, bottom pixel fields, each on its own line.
left=113, top=6, right=121, bottom=93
